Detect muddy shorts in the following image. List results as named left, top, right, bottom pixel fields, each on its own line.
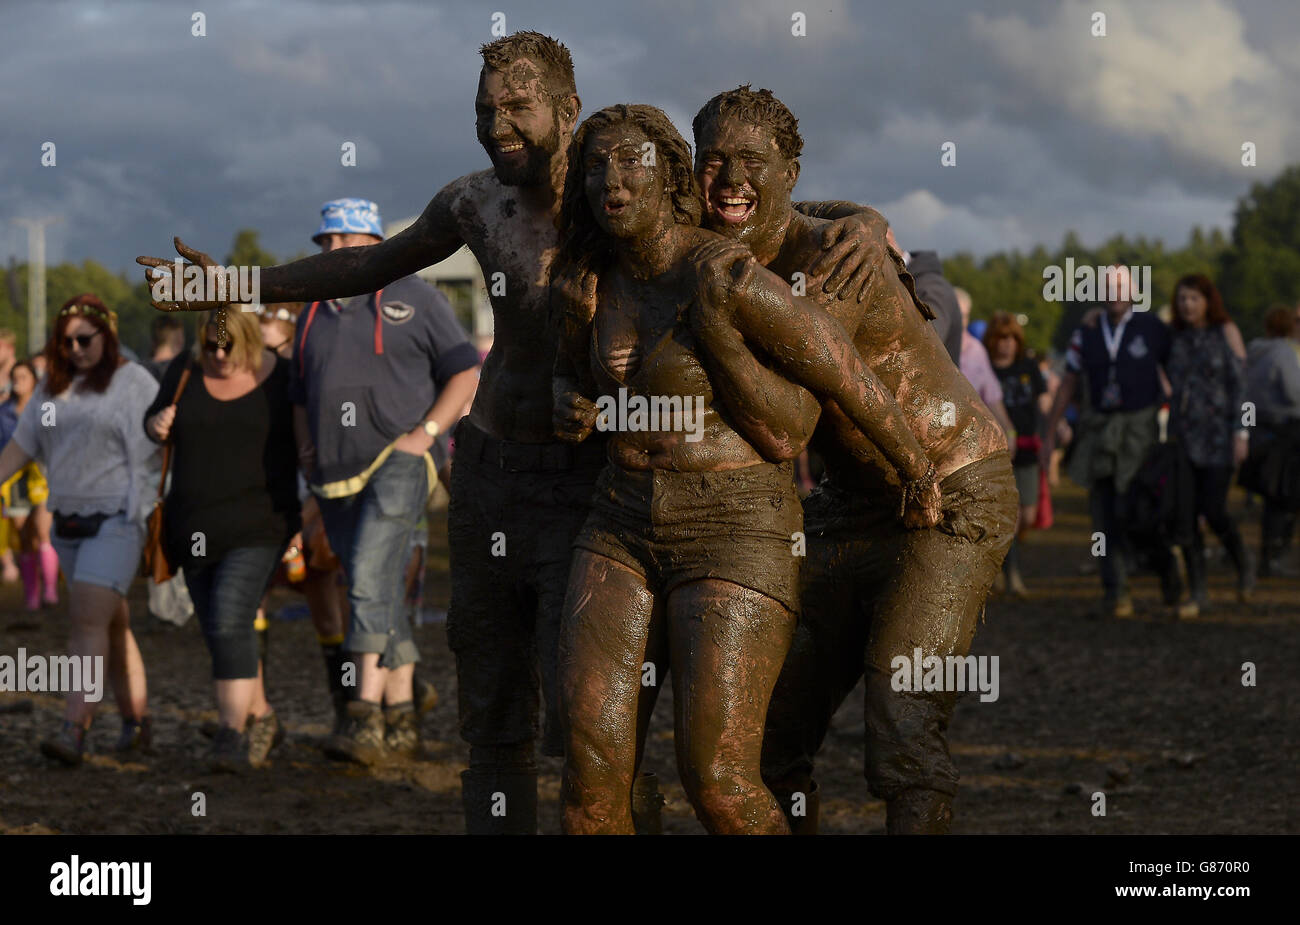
left=573, top=459, right=803, bottom=614
left=446, top=420, right=607, bottom=757
left=762, top=452, right=1016, bottom=802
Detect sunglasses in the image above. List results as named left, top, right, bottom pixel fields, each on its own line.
left=203, top=338, right=236, bottom=354
left=253, top=306, right=295, bottom=322
left=62, top=332, right=101, bottom=350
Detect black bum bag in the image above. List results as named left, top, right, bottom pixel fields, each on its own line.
left=53, top=511, right=116, bottom=540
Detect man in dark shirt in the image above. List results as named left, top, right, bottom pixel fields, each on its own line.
left=290, top=198, right=480, bottom=766
left=884, top=230, right=962, bottom=365
left=1042, top=265, right=1179, bottom=618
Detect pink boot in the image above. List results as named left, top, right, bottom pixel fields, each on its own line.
left=38, top=543, right=60, bottom=607
left=19, top=552, right=40, bottom=611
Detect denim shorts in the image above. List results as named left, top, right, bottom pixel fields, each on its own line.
left=50, top=511, right=146, bottom=596
left=319, top=450, right=428, bottom=669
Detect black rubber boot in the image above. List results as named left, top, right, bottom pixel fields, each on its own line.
left=631, top=771, right=665, bottom=835
left=886, top=788, right=953, bottom=835
left=1185, top=537, right=1209, bottom=611
left=461, top=768, right=539, bottom=835
left=1159, top=551, right=1184, bottom=605
left=1222, top=525, right=1257, bottom=602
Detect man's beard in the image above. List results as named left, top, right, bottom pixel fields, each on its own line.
left=492, top=120, right=562, bottom=187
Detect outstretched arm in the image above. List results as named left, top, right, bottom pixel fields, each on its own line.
left=138, top=178, right=468, bottom=309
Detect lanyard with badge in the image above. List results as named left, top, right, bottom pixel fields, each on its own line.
left=1099, top=313, right=1128, bottom=410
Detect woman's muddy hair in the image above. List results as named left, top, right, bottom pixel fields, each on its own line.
left=556, top=104, right=702, bottom=275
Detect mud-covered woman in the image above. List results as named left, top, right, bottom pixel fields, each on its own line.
left=549, top=104, right=941, bottom=834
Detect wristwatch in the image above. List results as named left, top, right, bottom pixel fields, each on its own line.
left=423, top=420, right=440, bottom=439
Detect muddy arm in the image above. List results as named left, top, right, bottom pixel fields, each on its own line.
left=550, top=268, right=601, bottom=443
left=139, top=178, right=467, bottom=307
left=691, top=305, right=821, bottom=462
left=258, top=181, right=466, bottom=302
left=794, top=200, right=871, bottom=221
left=700, top=253, right=931, bottom=481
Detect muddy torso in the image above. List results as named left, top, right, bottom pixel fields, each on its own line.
left=445, top=170, right=568, bottom=443
left=770, top=212, right=1005, bottom=490
left=590, top=247, right=766, bottom=472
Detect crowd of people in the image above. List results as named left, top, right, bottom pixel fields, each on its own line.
left=4, top=30, right=1297, bottom=836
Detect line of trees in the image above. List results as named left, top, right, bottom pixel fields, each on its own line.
left=946, top=165, right=1300, bottom=354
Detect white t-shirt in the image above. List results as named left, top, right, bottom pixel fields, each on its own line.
left=14, top=361, right=161, bottom=522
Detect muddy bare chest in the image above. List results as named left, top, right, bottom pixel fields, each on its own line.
left=592, top=289, right=710, bottom=399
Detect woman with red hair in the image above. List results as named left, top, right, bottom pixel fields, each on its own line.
left=1167, top=274, right=1251, bottom=614
left=985, top=312, right=1046, bottom=597
left=0, top=294, right=161, bottom=764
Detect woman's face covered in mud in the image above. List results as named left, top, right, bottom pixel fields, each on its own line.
left=695, top=116, right=798, bottom=246
left=475, top=57, right=566, bottom=186
left=581, top=123, right=668, bottom=241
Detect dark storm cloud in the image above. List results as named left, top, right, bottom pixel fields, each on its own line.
left=2, top=0, right=1295, bottom=271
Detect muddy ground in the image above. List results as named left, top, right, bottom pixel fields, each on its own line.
left=1, top=482, right=1295, bottom=835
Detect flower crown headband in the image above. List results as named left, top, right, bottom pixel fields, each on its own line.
left=59, top=301, right=118, bottom=335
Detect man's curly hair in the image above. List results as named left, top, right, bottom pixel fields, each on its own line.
left=479, top=31, right=576, bottom=98
left=556, top=104, right=703, bottom=275
left=692, top=85, right=803, bottom=160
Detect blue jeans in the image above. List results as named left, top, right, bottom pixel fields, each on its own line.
left=184, top=544, right=285, bottom=680
left=318, top=450, right=428, bottom=669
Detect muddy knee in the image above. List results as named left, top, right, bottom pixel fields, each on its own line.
left=681, top=761, right=780, bottom=833
left=863, top=667, right=959, bottom=801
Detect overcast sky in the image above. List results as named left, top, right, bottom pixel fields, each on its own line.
left=3, top=0, right=1298, bottom=273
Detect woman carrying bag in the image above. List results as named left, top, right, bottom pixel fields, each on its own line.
left=145, top=309, right=300, bottom=771
left=0, top=295, right=160, bottom=766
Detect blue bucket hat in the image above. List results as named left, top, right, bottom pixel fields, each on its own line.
left=312, top=198, right=385, bottom=244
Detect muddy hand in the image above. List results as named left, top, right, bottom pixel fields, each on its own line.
left=550, top=263, right=599, bottom=329
left=693, top=239, right=756, bottom=311
left=808, top=217, right=875, bottom=302
left=555, top=390, right=600, bottom=443
left=902, top=479, right=943, bottom=529
left=136, top=237, right=227, bottom=312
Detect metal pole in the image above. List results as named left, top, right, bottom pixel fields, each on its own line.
left=14, top=217, right=60, bottom=355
